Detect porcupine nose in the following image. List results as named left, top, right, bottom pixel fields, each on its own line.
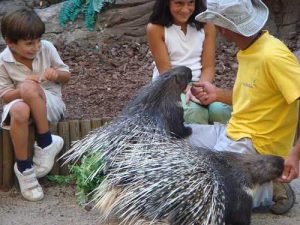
left=272, top=155, right=284, bottom=176
left=264, top=155, right=284, bottom=179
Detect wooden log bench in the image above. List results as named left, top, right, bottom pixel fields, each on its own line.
left=0, top=117, right=112, bottom=190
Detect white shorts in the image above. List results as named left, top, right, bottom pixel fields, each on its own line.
left=1, top=89, right=66, bottom=130
left=187, top=123, right=273, bottom=208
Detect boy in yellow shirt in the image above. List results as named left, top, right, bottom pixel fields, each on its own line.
left=189, top=0, right=300, bottom=214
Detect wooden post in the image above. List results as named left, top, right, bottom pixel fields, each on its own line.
left=68, top=120, right=81, bottom=171
left=101, top=117, right=112, bottom=126
left=2, top=130, right=14, bottom=189
left=0, top=129, right=3, bottom=187
left=69, top=120, right=81, bottom=144
left=58, top=121, right=70, bottom=175
left=80, top=119, right=92, bottom=138
left=50, top=123, right=60, bottom=175
left=91, top=118, right=102, bottom=130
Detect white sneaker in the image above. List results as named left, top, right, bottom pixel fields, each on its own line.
left=14, top=163, right=44, bottom=201
left=33, top=135, right=64, bottom=178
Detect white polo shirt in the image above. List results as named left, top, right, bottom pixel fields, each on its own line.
left=0, top=40, right=69, bottom=99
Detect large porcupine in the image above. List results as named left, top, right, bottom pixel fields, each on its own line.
left=64, top=66, right=284, bottom=225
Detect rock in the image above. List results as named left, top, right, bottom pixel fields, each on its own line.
left=0, top=0, right=26, bottom=17
left=1, top=0, right=299, bottom=47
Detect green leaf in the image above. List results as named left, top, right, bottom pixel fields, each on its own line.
left=68, top=153, right=104, bottom=205
left=47, top=175, right=75, bottom=185
left=58, top=0, right=113, bottom=30
left=84, top=0, right=97, bottom=31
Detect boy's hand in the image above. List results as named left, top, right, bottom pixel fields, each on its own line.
left=25, top=75, right=41, bottom=83
left=41, top=68, right=58, bottom=82
left=191, top=81, right=217, bottom=105
left=278, top=151, right=299, bottom=183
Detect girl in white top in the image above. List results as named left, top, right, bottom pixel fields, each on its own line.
left=147, top=0, right=231, bottom=124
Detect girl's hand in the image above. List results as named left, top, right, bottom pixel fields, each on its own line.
left=41, top=68, right=58, bottom=82
left=185, top=85, right=201, bottom=104
left=191, top=81, right=217, bottom=105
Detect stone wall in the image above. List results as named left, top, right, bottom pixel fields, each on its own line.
left=264, top=0, right=300, bottom=49
left=0, top=0, right=299, bottom=49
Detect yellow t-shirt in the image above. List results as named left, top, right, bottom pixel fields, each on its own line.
left=227, top=31, right=300, bottom=157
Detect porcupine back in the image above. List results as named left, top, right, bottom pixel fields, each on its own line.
left=99, top=145, right=284, bottom=225
left=94, top=140, right=226, bottom=225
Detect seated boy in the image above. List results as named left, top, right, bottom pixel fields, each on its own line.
left=0, top=8, right=70, bottom=201
left=190, top=0, right=300, bottom=214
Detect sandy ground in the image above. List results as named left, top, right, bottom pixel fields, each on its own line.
left=0, top=177, right=299, bottom=225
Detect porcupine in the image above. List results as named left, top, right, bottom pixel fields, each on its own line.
left=63, top=66, right=284, bottom=225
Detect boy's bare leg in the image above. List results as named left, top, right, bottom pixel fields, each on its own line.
left=9, top=102, right=30, bottom=160
left=18, top=81, right=63, bottom=178
left=9, top=96, right=44, bottom=202
left=18, top=81, right=49, bottom=134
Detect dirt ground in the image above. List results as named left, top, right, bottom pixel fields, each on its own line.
left=0, top=178, right=299, bottom=225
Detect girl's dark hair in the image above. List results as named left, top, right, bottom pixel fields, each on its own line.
left=1, top=8, right=45, bottom=43
left=148, top=0, right=207, bottom=30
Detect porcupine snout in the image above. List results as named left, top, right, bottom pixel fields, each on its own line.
left=252, top=155, right=284, bottom=185
left=264, top=155, right=284, bottom=178
left=168, top=65, right=192, bottom=91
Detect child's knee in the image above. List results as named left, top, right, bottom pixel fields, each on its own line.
left=208, top=102, right=232, bottom=124
left=18, top=82, right=43, bottom=100
left=184, top=108, right=209, bottom=124
left=181, top=94, right=211, bottom=124
left=10, top=102, right=30, bottom=122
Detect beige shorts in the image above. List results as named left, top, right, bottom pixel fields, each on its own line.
left=1, top=89, right=66, bottom=130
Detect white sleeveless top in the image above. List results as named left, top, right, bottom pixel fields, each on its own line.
left=152, top=24, right=205, bottom=82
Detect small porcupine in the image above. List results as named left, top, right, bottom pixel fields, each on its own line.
left=63, top=66, right=284, bottom=225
